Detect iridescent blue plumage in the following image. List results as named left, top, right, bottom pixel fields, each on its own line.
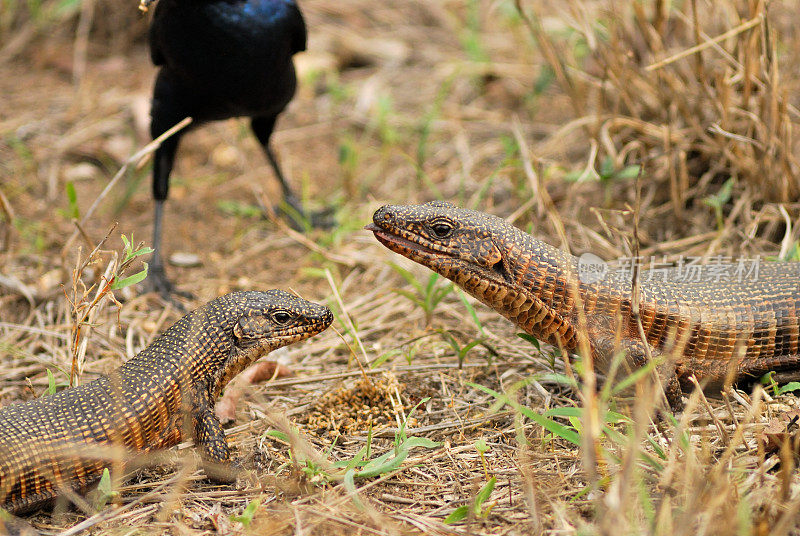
left=239, top=0, right=292, bottom=24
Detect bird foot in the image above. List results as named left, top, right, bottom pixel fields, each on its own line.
left=276, top=199, right=335, bottom=231
left=143, top=265, right=194, bottom=310
left=307, top=206, right=336, bottom=229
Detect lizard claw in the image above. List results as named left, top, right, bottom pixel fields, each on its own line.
left=202, top=458, right=247, bottom=484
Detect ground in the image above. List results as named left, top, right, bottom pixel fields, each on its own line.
left=2, top=1, right=800, bottom=534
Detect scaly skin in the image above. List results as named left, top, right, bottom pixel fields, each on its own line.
left=0, top=290, right=332, bottom=514
left=367, top=201, right=800, bottom=408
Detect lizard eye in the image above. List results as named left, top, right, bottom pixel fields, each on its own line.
left=272, top=311, right=294, bottom=325
left=430, top=221, right=453, bottom=238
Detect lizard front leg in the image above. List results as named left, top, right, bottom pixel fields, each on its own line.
left=189, top=385, right=238, bottom=483
left=590, top=332, right=684, bottom=412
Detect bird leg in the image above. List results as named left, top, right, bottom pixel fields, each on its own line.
left=144, top=199, right=193, bottom=305
left=252, top=116, right=334, bottom=230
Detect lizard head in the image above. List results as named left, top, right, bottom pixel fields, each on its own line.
left=206, top=290, right=333, bottom=396
left=228, top=290, right=333, bottom=352
left=366, top=201, right=516, bottom=287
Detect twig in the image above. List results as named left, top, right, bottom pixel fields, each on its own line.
left=511, top=117, right=568, bottom=249
left=256, top=360, right=538, bottom=389
left=56, top=473, right=187, bottom=536
left=512, top=0, right=584, bottom=117
left=645, top=14, right=763, bottom=71
left=689, top=375, right=730, bottom=446
left=0, top=274, right=35, bottom=305
left=325, top=268, right=371, bottom=370
left=0, top=322, right=69, bottom=339
left=75, top=222, right=117, bottom=279
left=70, top=254, right=117, bottom=386
left=61, top=117, right=192, bottom=258
left=352, top=411, right=514, bottom=440
left=72, top=0, right=96, bottom=87
left=0, top=186, right=15, bottom=252
left=254, top=188, right=355, bottom=267
left=778, top=205, right=793, bottom=260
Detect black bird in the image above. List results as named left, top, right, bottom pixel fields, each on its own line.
left=143, top=0, right=308, bottom=296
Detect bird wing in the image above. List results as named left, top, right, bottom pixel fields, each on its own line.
left=148, top=9, right=167, bottom=65
left=286, top=1, right=307, bottom=54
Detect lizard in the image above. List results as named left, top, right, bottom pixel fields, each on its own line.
left=367, top=201, right=800, bottom=409
left=0, top=290, right=332, bottom=514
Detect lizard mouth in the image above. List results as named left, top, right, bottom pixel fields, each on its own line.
left=366, top=223, right=512, bottom=286
left=278, top=318, right=333, bottom=340
left=237, top=319, right=332, bottom=349
left=365, top=223, right=443, bottom=259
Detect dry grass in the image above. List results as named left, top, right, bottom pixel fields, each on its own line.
left=2, top=0, right=800, bottom=534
